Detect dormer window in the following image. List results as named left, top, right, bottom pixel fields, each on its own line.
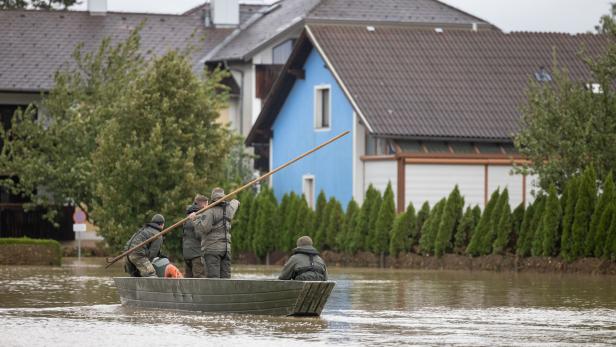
left=314, top=85, right=330, bottom=130
left=534, top=66, right=552, bottom=82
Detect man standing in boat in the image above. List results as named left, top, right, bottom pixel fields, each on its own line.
left=279, top=236, right=328, bottom=281
left=182, top=194, right=208, bottom=278
left=123, top=214, right=166, bottom=278
left=189, top=188, right=239, bottom=278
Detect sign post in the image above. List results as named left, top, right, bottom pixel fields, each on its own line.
left=72, top=208, right=87, bottom=263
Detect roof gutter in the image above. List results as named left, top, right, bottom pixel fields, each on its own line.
left=305, top=25, right=374, bottom=133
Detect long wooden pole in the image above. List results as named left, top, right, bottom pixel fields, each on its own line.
left=105, top=130, right=350, bottom=268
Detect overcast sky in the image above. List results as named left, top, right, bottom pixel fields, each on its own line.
left=72, top=0, right=612, bottom=34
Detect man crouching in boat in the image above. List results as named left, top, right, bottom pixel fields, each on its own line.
left=123, top=214, right=166, bottom=278
left=279, top=236, right=328, bottom=281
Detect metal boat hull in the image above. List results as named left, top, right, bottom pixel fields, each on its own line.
left=113, top=277, right=335, bottom=316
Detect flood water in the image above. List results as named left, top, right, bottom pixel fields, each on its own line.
left=1, top=258, right=616, bottom=346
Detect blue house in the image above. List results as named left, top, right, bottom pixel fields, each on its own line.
left=246, top=24, right=605, bottom=211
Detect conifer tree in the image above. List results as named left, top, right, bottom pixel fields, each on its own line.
left=325, top=198, right=344, bottom=251
left=541, top=184, right=563, bottom=257
left=602, top=204, right=616, bottom=260
left=294, top=195, right=315, bottom=243
left=589, top=173, right=615, bottom=257
left=248, top=189, right=261, bottom=249
left=517, top=200, right=536, bottom=257
left=530, top=195, right=547, bottom=257
left=389, top=202, right=417, bottom=256
left=367, top=189, right=383, bottom=251
left=314, top=190, right=327, bottom=234
left=419, top=198, right=446, bottom=255
left=413, top=202, right=431, bottom=250
left=510, top=203, right=525, bottom=251
left=277, top=193, right=291, bottom=250
left=252, top=186, right=278, bottom=263
left=281, top=192, right=299, bottom=252
left=467, top=189, right=500, bottom=256
left=454, top=207, right=475, bottom=253
left=373, top=182, right=396, bottom=255
left=570, top=167, right=597, bottom=259
left=352, top=185, right=378, bottom=252
left=560, top=175, right=580, bottom=260
left=348, top=203, right=365, bottom=254
left=232, top=190, right=254, bottom=254
left=315, top=197, right=334, bottom=249
left=435, top=186, right=465, bottom=256
left=492, top=196, right=512, bottom=255
left=338, top=199, right=359, bottom=253
left=480, top=188, right=509, bottom=255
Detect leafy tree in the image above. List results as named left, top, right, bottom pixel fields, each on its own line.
left=560, top=176, right=580, bottom=260
left=419, top=198, right=446, bottom=255
left=454, top=207, right=476, bottom=254
left=541, top=184, right=563, bottom=256
left=467, top=189, right=500, bottom=256
left=413, top=202, right=430, bottom=250
left=373, top=182, right=396, bottom=255
left=0, top=0, right=78, bottom=10
left=514, top=17, right=616, bottom=190
left=435, top=186, right=465, bottom=256
left=325, top=198, right=344, bottom=251
left=389, top=202, right=416, bottom=256
left=570, top=167, right=597, bottom=259
left=516, top=200, right=536, bottom=257
left=589, top=172, right=615, bottom=256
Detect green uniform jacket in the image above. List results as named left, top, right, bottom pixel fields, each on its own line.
left=194, top=199, right=239, bottom=254
left=182, top=204, right=202, bottom=260
left=278, top=246, right=328, bottom=281
left=124, top=223, right=163, bottom=260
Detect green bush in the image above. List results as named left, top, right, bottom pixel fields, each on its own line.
left=569, top=167, right=596, bottom=260
left=481, top=188, right=509, bottom=255
left=560, top=176, right=580, bottom=260
left=589, top=172, right=615, bottom=257
left=530, top=195, right=547, bottom=257
left=414, top=202, right=430, bottom=249
left=389, top=202, right=417, bottom=256
left=325, top=198, right=344, bottom=251
left=338, top=199, right=359, bottom=253
left=454, top=206, right=476, bottom=253
left=0, top=237, right=62, bottom=265
left=492, top=193, right=512, bottom=255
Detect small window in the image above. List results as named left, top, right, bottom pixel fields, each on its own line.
left=314, top=86, right=330, bottom=130
left=272, top=39, right=295, bottom=64
left=366, top=135, right=394, bottom=155
left=534, top=67, right=552, bottom=82
left=396, top=140, right=422, bottom=153
left=424, top=141, right=450, bottom=153
left=477, top=143, right=502, bottom=154
left=302, top=175, right=315, bottom=209
left=450, top=142, right=475, bottom=154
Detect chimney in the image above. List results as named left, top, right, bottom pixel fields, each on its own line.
left=88, top=0, right=107, bottom=16
left=471, top=22, right=478, bottom=32
left=211, top=0, right=239, bottom=28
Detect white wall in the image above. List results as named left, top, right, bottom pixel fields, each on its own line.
left=406, top=164, right=485, bottom=209
left=488, top=166, right=523, bottom=207
left=363, top=160, right=397, bottom=203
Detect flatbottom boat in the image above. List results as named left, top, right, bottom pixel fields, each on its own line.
left=113, top=277, right=335, bottom=316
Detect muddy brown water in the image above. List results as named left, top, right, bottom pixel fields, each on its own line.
left=1, top=258, right=615, bottom=346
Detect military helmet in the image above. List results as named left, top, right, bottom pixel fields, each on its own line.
left=151, top=214, right=165, bottom=225
left=211, top=187, right=225, bottom=202
left=297, top=236, right=313, bottom=247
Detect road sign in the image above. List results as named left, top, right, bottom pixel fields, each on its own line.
left=73, top=208, right=87, bottom=224
left=73, top=223, right=86, bottom=232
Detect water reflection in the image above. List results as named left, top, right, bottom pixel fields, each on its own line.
left=1, top=258, right=615, bottom=346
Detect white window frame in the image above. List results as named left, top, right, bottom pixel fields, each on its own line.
left=302, top=175, right=316, bottom=210
left=314, top=84, right=331, bottom=131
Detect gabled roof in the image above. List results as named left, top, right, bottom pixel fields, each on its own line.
left=246, top=24, right=608, bottom=144
left=0, top=9, right=232, bottom=92
left=207, top=0, right=494, bottom=63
